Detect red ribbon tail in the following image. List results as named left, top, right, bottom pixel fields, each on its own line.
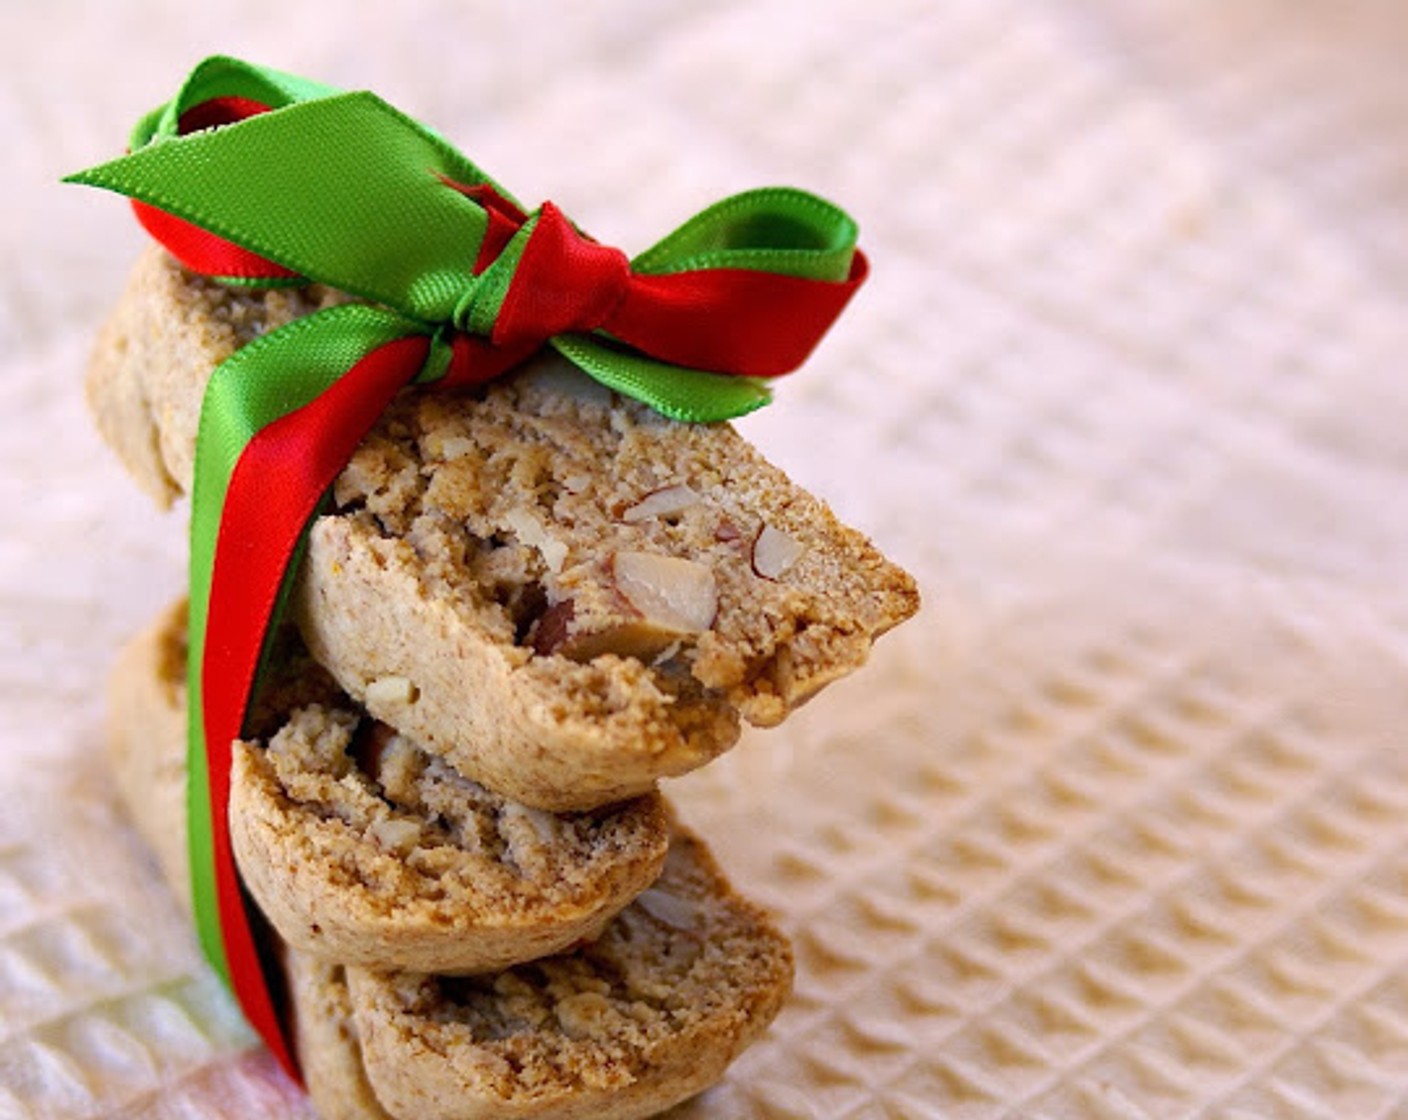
left=133, top=199, right=302, bottom=283
left=201, top=335, right=429, bottom=1079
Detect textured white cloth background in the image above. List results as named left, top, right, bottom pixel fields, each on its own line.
left=5, top=2, right=1408, bottom=1117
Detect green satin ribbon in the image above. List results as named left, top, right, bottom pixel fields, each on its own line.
left=67, top=57, right=863, bottom=423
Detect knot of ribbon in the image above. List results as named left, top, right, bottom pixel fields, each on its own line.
left=65, top=55, right=867, bottom=1081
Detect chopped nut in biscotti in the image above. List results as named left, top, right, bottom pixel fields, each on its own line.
left=366, top=675, right=418, bottom=708
left=750, top=522, right=804, bottom=580
left=636, top=885, right=702, bottom=933
left=503, top=507, right=568, bottom=573
left=530, top=550, right=721, bottom=663
left=715, top=517, right=744, bottom=544
left=529, top=598, right=577, bottom=657
left=621, top=483, right=701, bottom=523
left=612, top=551, right=718, bottom=632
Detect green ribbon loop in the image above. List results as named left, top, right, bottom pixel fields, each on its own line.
left=634, top=186, right=860, bottom=280
left=79, top=92, right=507, bottom=320
left=66, top=56, right=865, bottom=423
left=134, top=54, right=342, bottom=149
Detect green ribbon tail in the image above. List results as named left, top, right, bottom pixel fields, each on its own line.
left=185, top=303, right=426, bottom=976
left=550, top=335, right=772, bottom=423
left=67, top=92, right=511, bottom=322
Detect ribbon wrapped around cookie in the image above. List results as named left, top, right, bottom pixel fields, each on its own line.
left=66, top=54, right=866, bottom=1078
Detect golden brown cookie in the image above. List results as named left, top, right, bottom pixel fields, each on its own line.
left=88, top=247, right=918, bottom=810
left=109, top=600, right=670, bottom=973
left=348, top=822, right=793, bottom=1120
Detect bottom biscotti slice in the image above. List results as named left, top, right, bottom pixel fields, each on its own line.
left=106, top=599, right=196, bottom=910
left=109, top=600, right=671, bottom=973
left=339, top=823, right=791, bottom=1120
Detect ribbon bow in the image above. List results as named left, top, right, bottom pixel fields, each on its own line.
left=66, top=55, right=865, bottom=1079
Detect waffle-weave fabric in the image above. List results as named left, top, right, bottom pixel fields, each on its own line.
left=7, top=3, right=1408, bottom=1117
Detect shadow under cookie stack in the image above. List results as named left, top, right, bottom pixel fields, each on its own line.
left=88, top=246, right=918, bottom=1119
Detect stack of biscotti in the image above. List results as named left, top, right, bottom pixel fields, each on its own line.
left=109, top=603, right=794, bottom=1119
left=91, top=247, right=919, bottom=1119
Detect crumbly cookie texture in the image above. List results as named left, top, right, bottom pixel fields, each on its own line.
left=88, top=247, right=919, bottom=810
left=106, top=600, right=793, bottom=1120
left=85, top=247, right=348, bottom=509
left=110, top=598, right=669, bottom=974
left=348, top=822, right=793, bottom=1120
left=233, top=703, right=668, bottom=973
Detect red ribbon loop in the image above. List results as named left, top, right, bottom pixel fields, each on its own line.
left=606, top=251, right=869, bottom=378
left=492, top=201, right=868, bottom=378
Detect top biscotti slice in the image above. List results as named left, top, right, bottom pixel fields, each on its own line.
left=88, top=247, right=919, bottom=810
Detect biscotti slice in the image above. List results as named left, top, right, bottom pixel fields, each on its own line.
left=109, top=600, right=672, bottom=974
left=232, top=706, right=668, bottom=973
left=88, top=247, right=919, bottom=810
left=287, top=951, right=393, bottom=1120
left=347, top=821, right=793, bottom=1120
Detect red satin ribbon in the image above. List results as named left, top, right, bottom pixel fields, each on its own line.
left=203, top=334, right=431, bottom=1075
left=133, top=201, right=300, bottom=282
left=131, top=97, right=298, bottom=283
left=498, top=202, right=868, bottom=377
